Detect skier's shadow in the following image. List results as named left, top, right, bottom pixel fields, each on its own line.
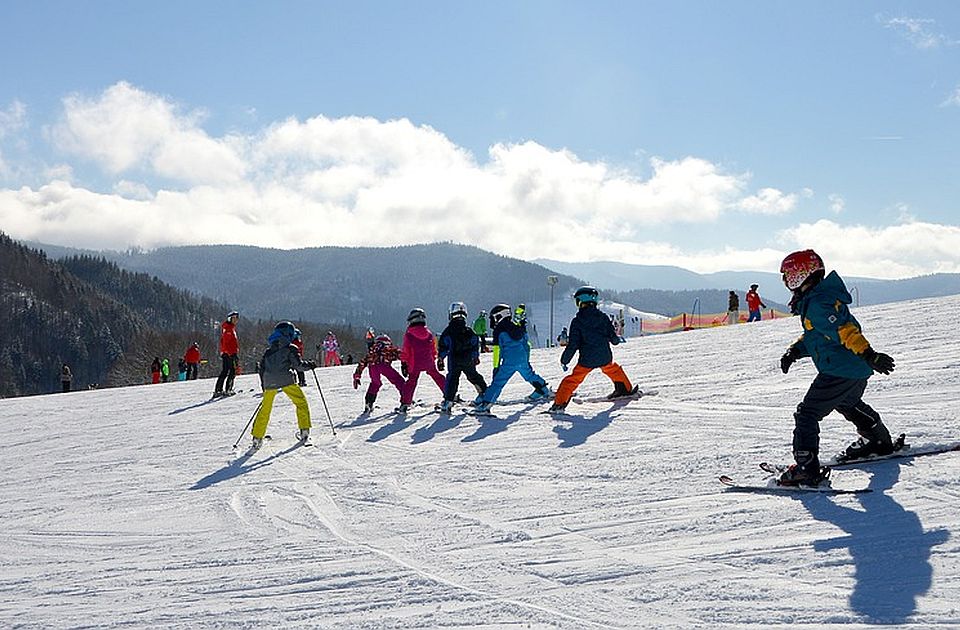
left=189, top=442, right=306, bottom=490
left=550, top=405, right=618, bottom=448
left=412, top=413, right=464, bottom=444
left=461, top=409, right=524, bottom=443
left=798, top=462, right=949, bottom=623
left=367, top=414, right=417, bottom=443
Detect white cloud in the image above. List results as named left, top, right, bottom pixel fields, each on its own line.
left=738, top=187, right=798, bottom=215
left=880, top=15, right=958, bottom=50
left=827, top=193, right=845, bottom=214
left=778, top=219, right=960, bottom=278
left=50, top=82, right=246, bottom=185
left=941, top=86, right=960, bottom=107
left=0, top=100, right=27, bottom=177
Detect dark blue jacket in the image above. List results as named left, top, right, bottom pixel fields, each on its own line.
left=560, top=305, right=621, bottom=368
left=438, top=317, right=481, bottom=368
left=790, top=271, right=873, bottom=379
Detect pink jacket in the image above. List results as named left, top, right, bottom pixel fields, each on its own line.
left=400, top=324, right=437, bottom=370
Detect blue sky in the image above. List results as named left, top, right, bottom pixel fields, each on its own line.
left=1, top=1, right=959, bottom=278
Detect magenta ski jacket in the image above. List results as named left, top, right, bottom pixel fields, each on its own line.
left=399, top=323, right=437, bottom=370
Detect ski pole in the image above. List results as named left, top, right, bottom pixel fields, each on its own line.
left=232, top=400, right=263, bottom=449
left=311, top=368, right=337, bottom=436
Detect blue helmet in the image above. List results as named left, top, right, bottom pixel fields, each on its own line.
left=574, top=286, right=599, bottom=307
left=268, top=321, right=298, bottom=345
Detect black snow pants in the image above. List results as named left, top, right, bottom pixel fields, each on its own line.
left=792, top=374, right=882, bottom=456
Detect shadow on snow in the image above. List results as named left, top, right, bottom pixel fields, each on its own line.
left=798, top=461, right=949, bottom=624
left=189, top=441, right=308, bottom=490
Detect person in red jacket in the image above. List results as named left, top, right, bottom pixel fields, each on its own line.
left=746, top=283, right=767, bottom=322
left=213, top=311, right=240, bottom=398
left=292, top=330, right=307, bottom=386
left=184, top=342, right=201, bottom=380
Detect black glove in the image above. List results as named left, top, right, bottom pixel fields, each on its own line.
left=401, top=362, right=409, bottom=378
left=304, top=360, right=317, bottom=370
left=780, top=346, right=802, bottom=374
left=436, top=357, right=445, bottom=372
left=863, top=347, right=895, bottom=374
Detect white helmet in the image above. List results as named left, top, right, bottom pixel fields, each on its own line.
left=448, top=301, right=467, bottom=320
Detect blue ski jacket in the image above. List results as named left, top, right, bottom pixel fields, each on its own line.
left=789, top=270, right=874, bottom=379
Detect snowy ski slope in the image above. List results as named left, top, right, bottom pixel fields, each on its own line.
left=2, top=295, right=960, bottom=628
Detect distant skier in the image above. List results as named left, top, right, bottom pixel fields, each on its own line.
left=556, top=327, right=569, bottom=346
left=728, top=291, right=740, bottom=325
left=250, top=321, right=317, bottom=449
left=213, top=311, right=240, bottom=398
left=353, top=333, right=405, bottom=413
left=473, top=303, right=550, bottom=413
left=60, top=363, right=73, bottom=393
left=396, top=308, right=445, bottom=413
left=184, top=342, right=201, bottom=380
left=746, top=284, right=767, bottom=322
left=177, top=358, right=187, bottom=381
left=437, top=302, right=487, bottom=413
left=472, top=310, right=489, bottom=353
left=549, top=287, right=635, bottom=413
left=161, top=358, right=170, bottom=383
left=151, top=357, right=162, bottom=384
left=776, top=249, right=897, bottom=486
left=292, top=330, right=307, bottom=386
left=322, top=331, right=342, bottom=367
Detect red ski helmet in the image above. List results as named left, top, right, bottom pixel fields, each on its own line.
left=780, top=249, right=824, bottom=290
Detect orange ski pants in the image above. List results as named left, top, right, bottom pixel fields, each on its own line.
left=554, top=362, right=632, bottom=406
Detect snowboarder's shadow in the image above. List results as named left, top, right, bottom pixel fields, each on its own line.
left=189, top=442, right=306, bottom=490
left=412, top=412, right=465, bottom=444
left=551, top=405, right=618, bottom=448
left=461, top=408, right=524, bottom=443
left=797, top=461, right=949, bottom=624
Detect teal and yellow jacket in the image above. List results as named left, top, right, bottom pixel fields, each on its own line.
left=788, top=271, right=873, bottom=379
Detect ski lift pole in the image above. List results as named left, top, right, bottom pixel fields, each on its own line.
left=232, top=400, right=264, bottom=449
left=311, top=368, right=337, bottom=436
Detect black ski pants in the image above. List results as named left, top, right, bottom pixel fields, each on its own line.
left=215, top=353, right=237, bottom=393
left=444, top=363, right=487, bottom=402
left=792, top=374, right=882, bottom=456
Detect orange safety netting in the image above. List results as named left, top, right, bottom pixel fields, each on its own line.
left=639, top=309, right=792, bottom=335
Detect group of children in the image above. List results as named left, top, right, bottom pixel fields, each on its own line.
left=248, top=248, right=900, bottom=489
left=350, top=288, right=636, bottom=417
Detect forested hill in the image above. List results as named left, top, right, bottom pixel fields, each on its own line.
left=0, top=232, right=223, bottom=396
left=75, top=243, right=585, bottom=331
left=0, top=233, right=378, bottom=397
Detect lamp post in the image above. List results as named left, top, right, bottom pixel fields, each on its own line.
left=547, top=275, right=558, bottom=347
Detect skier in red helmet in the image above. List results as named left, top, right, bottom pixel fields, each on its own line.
left=776, top=249, right=898, bottom=486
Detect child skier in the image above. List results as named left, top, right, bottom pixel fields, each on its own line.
left=397, top=308, right=445, bottom=413
left=353, top=333, right=405, bottom=413
left=436, top=302, right=488, bottom=413
left=250, top=321, right=317, bottom=449
left=322, top=331, right=342, bottom=366
left=776, top=249, right=897, bottom=486
left=474, top=303, right=550, bottom=413
left=549, top=286, right=635, bottom=413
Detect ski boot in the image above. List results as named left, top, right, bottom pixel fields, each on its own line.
left=547, top=402, right=567, bottom=414
left=778, top=451, right=829, bottom=486
left=436, top=399, right=455, bottom=414
left=606, top=382, right=638, bottom=400
left=473, top=400, right=493, bottom=413
left=363, top=393, right=376, bottom=414
left=394, top=403, right=410, bottom=414
left=296, top=428, right=310, bottom=443
left=840, top=421, right=894, bottom=462
left=250, top=436, right=264, bottom=450
left=527, top=383, right=552, bottom=402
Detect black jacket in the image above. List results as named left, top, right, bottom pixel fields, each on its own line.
left=437, top=317, right=480, bottom=368
left=560, top=305, right=621, bottom=368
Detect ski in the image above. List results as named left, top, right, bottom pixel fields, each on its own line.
left=572, top=387, right=658, bottom=404
left=763, top=435, right=960, bottom=470
left=719, top=474, right=871, bottom=495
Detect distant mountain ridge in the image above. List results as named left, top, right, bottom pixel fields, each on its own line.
left=535, top=258, right=960, bottom=307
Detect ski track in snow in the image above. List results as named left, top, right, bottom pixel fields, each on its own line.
left=2, top=295, right=960, bottom=627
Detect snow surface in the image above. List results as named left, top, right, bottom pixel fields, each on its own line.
left=3, top=295, right=960, bottom=628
